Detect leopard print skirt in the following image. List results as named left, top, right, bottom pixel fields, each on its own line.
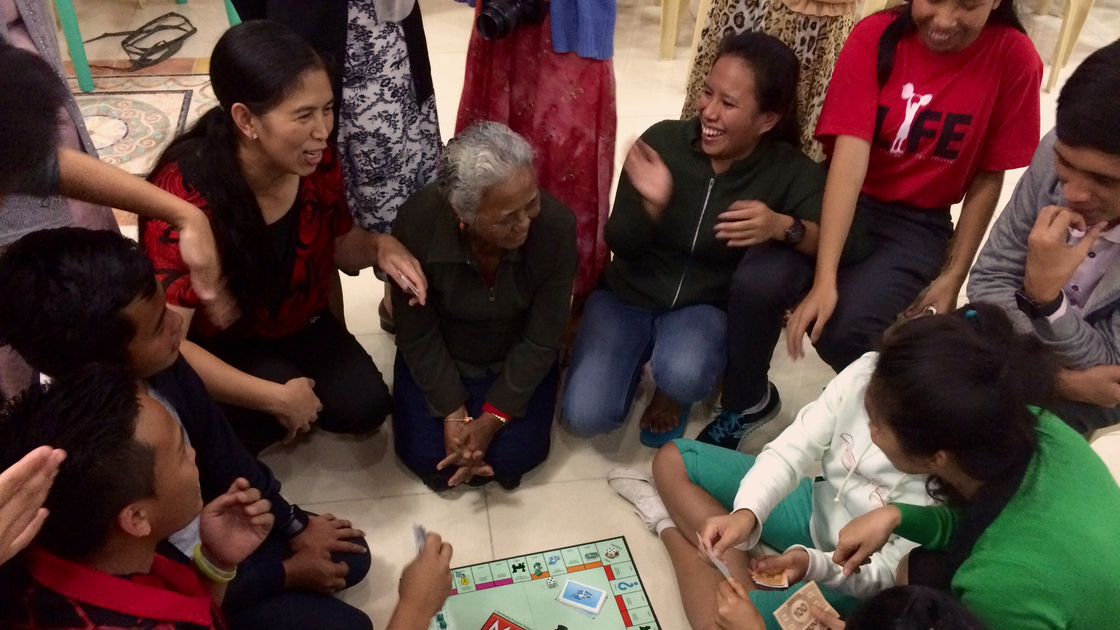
left=682, top=0, right=856, bottom=161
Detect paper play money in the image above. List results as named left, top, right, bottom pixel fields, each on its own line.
left=773, top=581, right=840, bottom=630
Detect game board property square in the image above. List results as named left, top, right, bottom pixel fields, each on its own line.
left=621, top=592, right=649, bottom=608
left=560, top=547, right=584, bottom=569
left=627, top=622, right=660, bottom=630
left=608, top=561, right=637, bottom=579
left=610, top=577, right=644, bottom=596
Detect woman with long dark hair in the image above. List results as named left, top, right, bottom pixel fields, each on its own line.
left=563, top=32, right=838, bottom=448
left=141, top=20, right=426, bottom=455
left=832, top=304, right=1120, bottom=630
left=783, top=0, right=1043, bottom=385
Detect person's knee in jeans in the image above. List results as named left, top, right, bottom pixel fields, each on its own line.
left=561, top=369, right=638, bottom=436
left=650, top=306, right=727, bottom=406
left=649, top=349, right=724, bottom=407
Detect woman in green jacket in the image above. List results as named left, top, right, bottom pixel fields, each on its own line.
left=562, top=32, right=831, bottom=448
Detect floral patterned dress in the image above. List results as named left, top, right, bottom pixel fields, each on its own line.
left=339, top=0, right=442, bottom=234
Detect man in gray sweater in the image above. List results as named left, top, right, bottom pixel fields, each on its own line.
left=968, top=40, right=1120, bottom=435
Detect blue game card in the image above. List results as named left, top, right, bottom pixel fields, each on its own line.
left=556, top=579, right=606, bottom=616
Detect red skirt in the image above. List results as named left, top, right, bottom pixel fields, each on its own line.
left=456, top=12, right=616, bottom=296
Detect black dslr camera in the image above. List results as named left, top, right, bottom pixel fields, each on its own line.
left=476, top=0, right=550, bottom=40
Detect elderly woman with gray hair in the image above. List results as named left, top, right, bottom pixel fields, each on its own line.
left=390, top=122, right=578, bottom=491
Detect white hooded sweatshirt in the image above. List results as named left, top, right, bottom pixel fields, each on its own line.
left=733, top=352, right=933, bottom=599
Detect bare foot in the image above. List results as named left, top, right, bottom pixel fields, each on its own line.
left=640, top=388, right=682, bottom=434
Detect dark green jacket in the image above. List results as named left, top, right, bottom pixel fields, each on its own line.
left=604, top=119, right=829, bottom=311
left=392, top=183, right=578, bottom=417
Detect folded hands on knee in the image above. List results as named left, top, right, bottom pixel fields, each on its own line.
left=438, top=406, right=505, bottom=487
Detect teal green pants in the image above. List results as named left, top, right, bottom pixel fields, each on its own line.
left=673, top=439, right=860, bottom=629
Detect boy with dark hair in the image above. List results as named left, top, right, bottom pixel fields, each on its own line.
left=968, top=39, right=1120, bottom=434
left=0, top=228, right=372, bottom=630
left=0, top=364, right=274, bottom=629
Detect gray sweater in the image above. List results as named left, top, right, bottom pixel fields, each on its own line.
left=968, top=130, right=1120, bottom=368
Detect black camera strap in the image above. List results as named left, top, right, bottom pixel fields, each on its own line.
left=83, top=12, right=197, bottom=71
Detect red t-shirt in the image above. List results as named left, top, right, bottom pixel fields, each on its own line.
left=144, top=147, right=353, bottom=339
left=815, top=12, right=1042, bottom=209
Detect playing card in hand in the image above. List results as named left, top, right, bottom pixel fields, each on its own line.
left=773, top=581, right=839, bottom=630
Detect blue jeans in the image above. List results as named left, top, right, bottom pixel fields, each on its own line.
left=561, top=289, right=727, bottom=436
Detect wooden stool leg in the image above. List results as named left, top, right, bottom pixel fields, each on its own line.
left=53, top=0, right=94, bottom=92
left=1046, top=0, right=1075, bottom=93
left=660, top=0, right=682, bottom=60
left=1061, top=0, right=1096, bottom=68
left=687, top=0, right=713, bottom=75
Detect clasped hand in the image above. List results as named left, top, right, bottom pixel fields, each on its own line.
left=438, top=407, right=503, bottom=487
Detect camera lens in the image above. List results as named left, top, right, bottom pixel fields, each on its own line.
left=476, top=11, right=513, bottom=40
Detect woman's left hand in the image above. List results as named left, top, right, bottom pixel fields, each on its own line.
left=714, top=201, right=788, bottom=247
left=902, top=274, right=961, bottom=319
left=749, top=548, right=810, bottom=586
left=374, top=234, right=428, bottom=306
left=715, top=577, right=766, bottom=630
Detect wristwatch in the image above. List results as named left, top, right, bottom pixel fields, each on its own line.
left=1015, top=287, right=1063, bottom=319
left=783, top=216, right=806, bottom=246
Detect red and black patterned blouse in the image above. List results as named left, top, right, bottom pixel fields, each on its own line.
left=143, top=147, right=353, bottom=339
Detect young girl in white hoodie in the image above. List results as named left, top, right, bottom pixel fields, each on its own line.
left=609, top=328, right=935, bottom=629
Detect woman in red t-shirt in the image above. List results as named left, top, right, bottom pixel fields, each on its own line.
left=141, top=21, right=427, bottom=455
left=783, top=0, right=1042, bottom=373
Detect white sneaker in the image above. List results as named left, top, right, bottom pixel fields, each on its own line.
left=607, top=468, right=671, bottom=532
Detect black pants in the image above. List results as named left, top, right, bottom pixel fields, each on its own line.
left=196, top=312, right=391, bottom=455
left=223, top=527, right=373, bottom=630
left=392, top=352, right=557, bottom=490
left=723, top=196, right=953, bottom=412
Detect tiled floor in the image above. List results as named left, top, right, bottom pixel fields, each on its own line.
left=56, top=0, right=1120, bottom=627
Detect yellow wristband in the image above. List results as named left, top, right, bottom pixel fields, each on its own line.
left=193, top=543, right=237, bottom=584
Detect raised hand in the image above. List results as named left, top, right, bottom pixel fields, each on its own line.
left=199, top=478, right=273, bottom=569
left=623, top=139, right=673, bottom=220
left=399, top=532, right=454, bottom=619
left=0, top=446, right=66, bottom=565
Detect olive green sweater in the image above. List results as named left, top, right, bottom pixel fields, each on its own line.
left=893, top=412, right=1120, bottom=630
left=603, top=119, right=829, bottom=311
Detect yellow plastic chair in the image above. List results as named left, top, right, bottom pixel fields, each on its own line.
left=54, top=0, right=241, bottom=92
left=1042, top=0, right=1097, bottom=93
